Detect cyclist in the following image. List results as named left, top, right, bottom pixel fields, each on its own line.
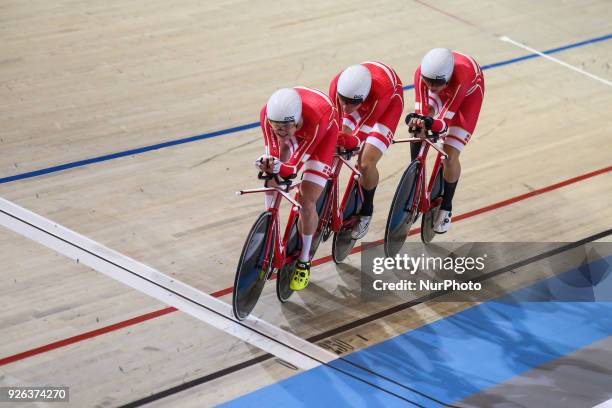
left=329, top=62, right=404, bottom=240
left=255, top=87, right=339, bottom=291
left=407, top=48, right=485, bottom=233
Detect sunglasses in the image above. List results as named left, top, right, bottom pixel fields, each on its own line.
left=268, top=120, right=296, bottom=132
left=421, top=75, right=448, bottom=87
left=338, top=94, right=364, bottom=106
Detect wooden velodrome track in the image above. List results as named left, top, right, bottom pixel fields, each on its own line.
left=1, top=0, right=611, bottom=406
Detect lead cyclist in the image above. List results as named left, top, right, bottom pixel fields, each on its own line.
left=255, top=87, right=339, bottom=291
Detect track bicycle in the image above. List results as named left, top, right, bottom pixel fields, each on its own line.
left=384, top=115, right=448, bottom=257
left=232, top=147, right=362, bottom=320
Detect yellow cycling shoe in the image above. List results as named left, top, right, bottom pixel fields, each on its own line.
left=289, top=260, right=311, bottom=291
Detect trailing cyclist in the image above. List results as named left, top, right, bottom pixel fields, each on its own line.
left=407, top=48, right=485, bottom=233
left=328, top=62, right=404, bottom=240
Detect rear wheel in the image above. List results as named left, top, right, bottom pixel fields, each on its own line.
left=384, top=161, right=420, bottom=257
left=233, top=212, right=275, bottom=320
left=430, top=164, right=444, bottom=201
left=276, top=217, right=300, bottom=303
left=421, top=165, right=444, bottom=243
left=277, top=180, right=334, bottom=303
left=332, top=182, right=362, bottom=263
left=310, top=179, right=334, bottom=258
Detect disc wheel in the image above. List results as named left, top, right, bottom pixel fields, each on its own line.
left=276, top=217, right=300, bottom=303
left=332, top=182, right=362, bottom=264
left=233, top=212, right=275, bottom=320
left=384, top=161, right=420, bottom=257
left=310, top=179, right=334, bottom=258
left=421, top=166, right=444, bottom=243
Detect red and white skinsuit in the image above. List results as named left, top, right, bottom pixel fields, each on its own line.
left=329, top=61, right=404, bottom=153
left=260, top=86, right=339, bottom=187
left=413, top=51, right=485, bottom=151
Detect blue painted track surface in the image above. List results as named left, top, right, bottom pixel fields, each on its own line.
left=222, top=256, right=612, bottom=407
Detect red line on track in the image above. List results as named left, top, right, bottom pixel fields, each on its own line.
left=1, top=165, right=610, bottom=367
left=0, top=307, right=176, bottom=366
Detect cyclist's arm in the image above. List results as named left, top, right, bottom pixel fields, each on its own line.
left=260, top=106, right=280, bottom=158
left=279, top=111, right=332, bottom=178
left=413, top=67, right=428, bottom=116
left=431, top=82, right=468, bottom=134
left=359, top=88, right=393, bottom=135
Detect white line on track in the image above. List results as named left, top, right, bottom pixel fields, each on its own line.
left=500, top=35, right=612, bottom=87
left=594, top=397, right=612, bottom=408
left=0, top=197, right=336, bottom=370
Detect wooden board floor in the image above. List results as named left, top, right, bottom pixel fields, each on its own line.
left=1, top=0, right=611, bottom=406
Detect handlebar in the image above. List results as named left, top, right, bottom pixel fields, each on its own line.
left=405, top=113, right=441, bottom=142
left=335, top=145, right=361, bottom=160
left=237, top=173, right=301, bottom=209
left=257, top=171, right=296, bottom=189
left=405, top=112, right=433, bottom=129
left=408, top=128, right=441, bottom=143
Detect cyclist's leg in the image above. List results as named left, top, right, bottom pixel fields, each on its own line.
left=359, top=144, right=383, bottom=197
left=263, top=177, right=279, bottom=210
left=442, top=86, right=483, bottom=210
left=361, top=95, right=404, bottom=195
left=290, top=130, right=336, bottom=290
left=436, top=84, right=484, bottom=232
left=290, top=177, right=323, bottom=291
left=352, top=95, right=403, bottom=239
left=262, top=136, right=297, bottom=209
left=440, top=143, right=461, bottom=210
left=298, top=126, right=336, bottom=261
left=298, top=171, right=327, bottom=258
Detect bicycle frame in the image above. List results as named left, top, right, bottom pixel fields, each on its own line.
left=236, top=181, right=302, bottom=270
left=392, top=137, right=448, bottom=214
left=325, top=151, right=362, bottom=233
left=235, top=150, right=361, bottom=272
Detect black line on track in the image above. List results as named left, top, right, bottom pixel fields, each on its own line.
left=0, top=209, right=426, bottom=407
left=118, top=228, right=612, bottom=407
left=0, top=209, right=331, bottom=364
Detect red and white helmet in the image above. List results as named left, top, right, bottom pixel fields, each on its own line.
left=266, top=88, right=302, bottom=123
left=338, top=64, right=372, bottom=102
left=421, top=48, right=454, bottom=83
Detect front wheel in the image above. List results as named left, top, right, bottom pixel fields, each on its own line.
left=233, top=211, right=275, bottom=320
left=384, top=161, right=420, bottom=257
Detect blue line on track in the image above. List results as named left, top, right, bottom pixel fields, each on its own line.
left=2, top=33, right=610, bottom=185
